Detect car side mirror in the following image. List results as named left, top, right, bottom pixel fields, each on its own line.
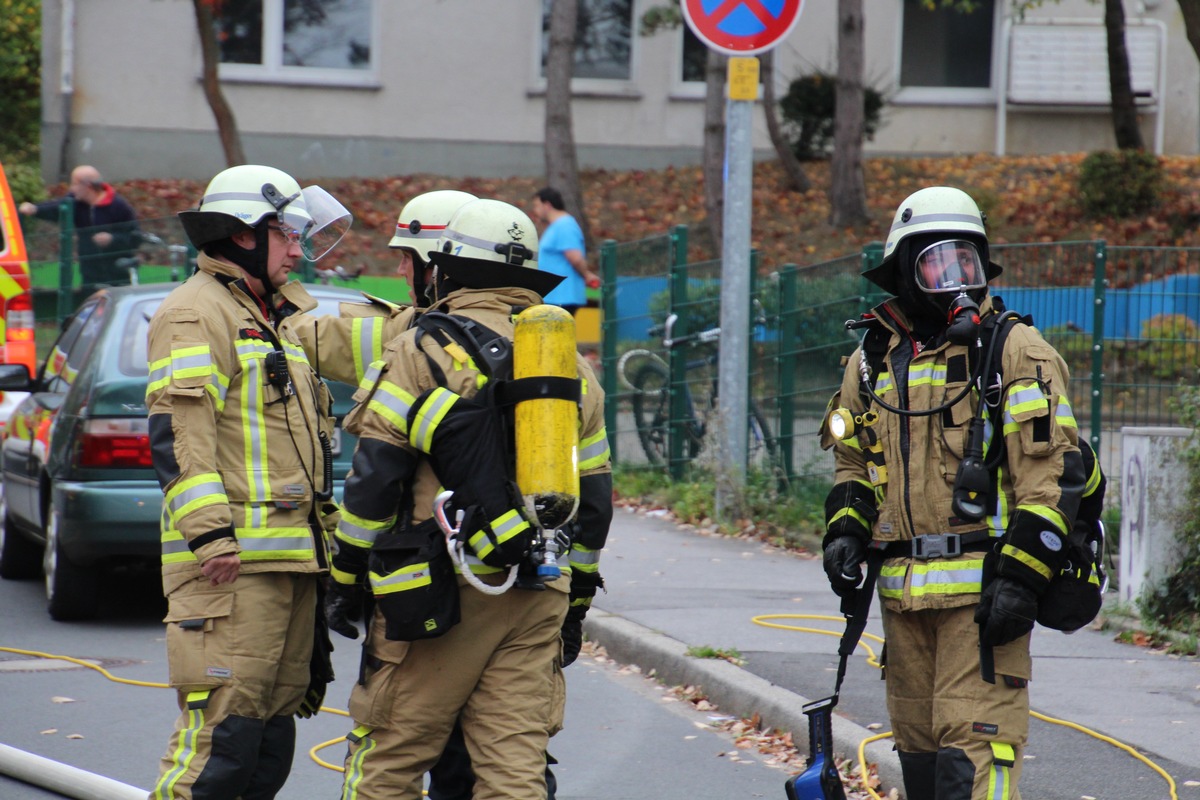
left=0, top=363, right=34, bottom=392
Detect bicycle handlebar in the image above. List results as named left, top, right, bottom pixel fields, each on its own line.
left=663, top=312, right=722, bottom=350
left=658, top=310, right=765, bottom=350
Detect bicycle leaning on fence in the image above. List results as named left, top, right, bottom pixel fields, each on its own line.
left=618, top=313, right=784, bottom=483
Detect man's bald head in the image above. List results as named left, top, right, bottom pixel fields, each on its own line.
left=69, top=165, right=105, bottom=204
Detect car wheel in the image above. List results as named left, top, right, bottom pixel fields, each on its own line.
left=0, top=485, right=41, bottom=580
left=43, top=506, right=99, bottom=621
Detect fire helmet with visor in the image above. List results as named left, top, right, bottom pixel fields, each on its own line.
left=178, top=165, right=352, bottom=290
left=862, top=186, right=1001, bottom=324
left=428, top=198, right=562, bottom=299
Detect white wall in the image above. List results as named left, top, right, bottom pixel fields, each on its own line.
left=38, top=0, right=1198, bottom=181
left=1119, top=427, right=1190, bottom=604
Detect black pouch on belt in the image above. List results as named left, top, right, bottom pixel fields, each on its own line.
left=369, top=520, right=461, bottom=642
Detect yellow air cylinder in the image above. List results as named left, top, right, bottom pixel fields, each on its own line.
left=513, top=304, right=580, bottom=531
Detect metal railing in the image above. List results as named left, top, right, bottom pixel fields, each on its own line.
left=600, top=231, right=1200, bottom=498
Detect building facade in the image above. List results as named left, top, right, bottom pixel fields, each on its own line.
left=37, top=0, right=1196, bottom=182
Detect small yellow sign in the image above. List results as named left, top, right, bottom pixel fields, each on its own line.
left=728, top=57, right=759, bottom=101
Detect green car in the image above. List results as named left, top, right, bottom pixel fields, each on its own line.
left=0, top=282, right=370, bottom=621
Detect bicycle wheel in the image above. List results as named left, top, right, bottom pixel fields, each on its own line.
left=630, top=362, right=701, bottom=467
left=631, top=362, right=671, bottom=466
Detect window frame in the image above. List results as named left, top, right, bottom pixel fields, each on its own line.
left=891, top=0, right=1002, bottom=107
left=215, top=0, right=382, bottom=89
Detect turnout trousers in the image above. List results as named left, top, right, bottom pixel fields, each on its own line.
left=882, top=604, right=1031, bottom=800
left=340, top=577, right=568, bottom=800
left=150, top=572, right=317, bottom=800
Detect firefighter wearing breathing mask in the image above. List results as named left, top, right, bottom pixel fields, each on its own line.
left=819, top=186, right=1086, bottom=799
left=326, top=198, right=612, bottom=799
left=146, top=164, right=352, bottom=799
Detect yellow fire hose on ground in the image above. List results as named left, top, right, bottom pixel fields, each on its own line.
left=751, top=614, right=1179, bottom=800
left=0, top=613, right=1183, bottom=800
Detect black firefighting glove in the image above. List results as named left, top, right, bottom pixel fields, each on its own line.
left=298, top=582, right=336, bottom=719
left=975, top=577, right=1039, bottom=647
left=326, top=579, right=365, bottom=640
left=560, top=604, right=588, bottom=668
left=823, top=535, right=867, bottom=599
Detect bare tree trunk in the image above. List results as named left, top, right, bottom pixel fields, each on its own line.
left=1180, top=0, right=1200, bottom=63
left=760, top=50, right=810, bottom=193
left=703, top=48, right=727, bottom=252
left=1105, top=0, right=1144, bottom=149
left=544, top=0, right=593, bottom=248
left=830, top=0, right=869, bottom=226
left=192, top=0, right=246, bottom=167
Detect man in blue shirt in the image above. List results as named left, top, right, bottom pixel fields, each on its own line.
left=531, top=187, right=598, bottom=315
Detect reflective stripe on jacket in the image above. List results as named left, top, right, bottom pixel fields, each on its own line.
left=826, top=295, right=1083, bottom=612
left=287, top=294, right=417, bottom=388
left=146, top=254, right=334, bottom=594
left=336, top=287, right=611, bottom=580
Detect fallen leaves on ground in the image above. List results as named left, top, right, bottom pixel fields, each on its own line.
left=580, top=640, right=894, bottom=800
left=107, top=154, right=1200, bottom=280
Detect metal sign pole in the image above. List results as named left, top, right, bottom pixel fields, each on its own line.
left=716, top=57, right=758, bottom=519
left=681, top=0, right=802, bottom=520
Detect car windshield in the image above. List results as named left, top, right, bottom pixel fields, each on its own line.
left=119, top=290, right=354, bottom=378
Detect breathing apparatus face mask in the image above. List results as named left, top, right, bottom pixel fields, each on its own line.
left=910, top=238, right=988, bottom=344
left=914, top=239, right=986, bottom=296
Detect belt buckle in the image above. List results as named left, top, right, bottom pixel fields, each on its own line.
left=912, top=533, right=961, bottom=560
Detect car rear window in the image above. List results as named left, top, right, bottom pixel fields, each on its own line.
left=120, top=298, right=164, bottom=377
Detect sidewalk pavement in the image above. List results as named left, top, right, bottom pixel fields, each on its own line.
left=584, top=505, right=1200, bottom=798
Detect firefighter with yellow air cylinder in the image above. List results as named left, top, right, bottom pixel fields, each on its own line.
left=325, top=197, right=612, bottom=800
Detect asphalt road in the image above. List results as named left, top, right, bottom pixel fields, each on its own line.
left=592, top=506, right=1200, bottom=800
left=0, top=566, right=793, bottom=800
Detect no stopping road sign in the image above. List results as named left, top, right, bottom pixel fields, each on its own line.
left=682, top=0, right=804, bottom=57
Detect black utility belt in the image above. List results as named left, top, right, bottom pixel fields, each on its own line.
left=870, top=531, right=995, bottom=560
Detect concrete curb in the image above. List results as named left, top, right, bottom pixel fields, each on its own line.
left=585, top=611, right=905, bottom=794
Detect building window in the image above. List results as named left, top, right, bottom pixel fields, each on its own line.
left=899, top=0, right=995, bottom=90
left=216, top=0, right=376, bottom=85
left=541, top=0, right=633, bottom=81
left=682, top=25, right=706, bottom=83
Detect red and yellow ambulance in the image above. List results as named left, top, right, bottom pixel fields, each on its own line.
left=0, top=163, right=37, bottom=434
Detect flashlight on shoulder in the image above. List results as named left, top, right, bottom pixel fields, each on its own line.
left=828, top=407, right=878, bottom=442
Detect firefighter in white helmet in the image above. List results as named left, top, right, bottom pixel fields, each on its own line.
left=327, top=198, right=612, bottom=799
left=146, top=164, right=351, bottom=799
left=288, top=189, right=478, bottom=391
left=390, top=189, right=478, bottom=308
left=820, top=186, right=1086, bottom=799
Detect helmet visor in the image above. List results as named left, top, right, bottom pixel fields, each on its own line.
left=299, top=186, right=352, bottom=262
left=914, top=240, right=986, bottom=293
